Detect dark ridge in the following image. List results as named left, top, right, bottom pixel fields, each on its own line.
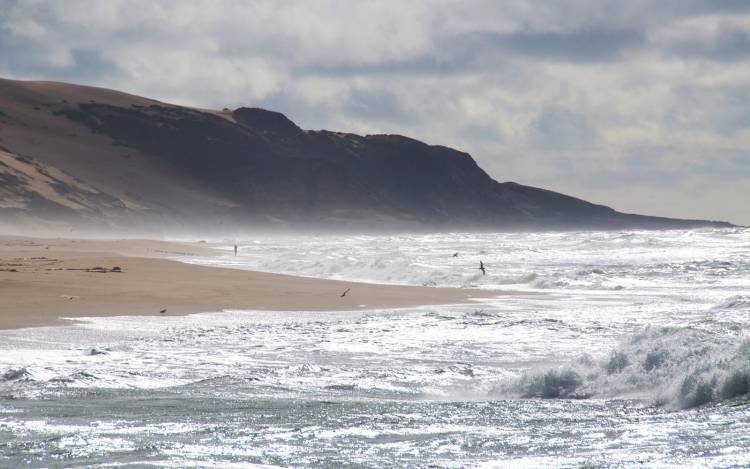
left=54, top=101, right=733, bottom=229
left=0, top=78, right=734, bottom=231
left=233, top=107, right=303, bottom=137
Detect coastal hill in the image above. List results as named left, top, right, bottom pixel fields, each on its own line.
left=0, top=78, right=732, bottom=232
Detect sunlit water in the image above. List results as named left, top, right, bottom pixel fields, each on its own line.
left=2, top=228, right=749, bottom=467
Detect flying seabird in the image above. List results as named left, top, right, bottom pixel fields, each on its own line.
left=479, top=261, right=486, bottom=276
left=340, top=288, right=351, bottom=298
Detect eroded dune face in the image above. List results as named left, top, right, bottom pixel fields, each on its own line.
left=0, top=149, right=123, bottom=211
left=0, top=79, right=242, bottom=232
left=0, top=147, right=199, bottom=233
left=0, top=78, right=733, bottom=233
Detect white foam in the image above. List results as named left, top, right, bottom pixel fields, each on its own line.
left=2, top=228, right=750, bottom=466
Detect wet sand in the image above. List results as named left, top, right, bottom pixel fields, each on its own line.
left=0, top=236, right=503, bottom=329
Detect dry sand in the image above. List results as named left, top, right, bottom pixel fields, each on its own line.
left=0, top=236, right=503, bottom=330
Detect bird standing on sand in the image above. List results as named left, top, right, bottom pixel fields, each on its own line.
left=340, top=288, right=351, bottom=298
left=479, top=260, right=486, bottom=276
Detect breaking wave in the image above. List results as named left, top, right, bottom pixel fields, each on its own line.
left=2, top=367, right=31, bottom=382
left=712, top=295, right=750, bottom=311
left=504, top=327, right=750, bottom=408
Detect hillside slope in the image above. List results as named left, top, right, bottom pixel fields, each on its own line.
left=0, top=78, right=732, bottom=232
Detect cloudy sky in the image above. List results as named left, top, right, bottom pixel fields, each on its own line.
left=1, top=0, right=749, bottom=224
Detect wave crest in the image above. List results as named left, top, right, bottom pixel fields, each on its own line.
left=506, top=327, right=750, bottom=408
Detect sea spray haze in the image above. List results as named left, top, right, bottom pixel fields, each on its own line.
left=2, top=227, right=749, bottom=467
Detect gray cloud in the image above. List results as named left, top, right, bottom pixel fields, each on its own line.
left=680, top=0, right=750, bottom=16
left=0, top=32, right=122, bottom=83
left=530, top=107, right=597, bottom=150
left=297, top=28, right=643, bottom=78
left=343, top=88, right=416, bottom=123
left=0, top=2, right=123, bottom=83
left=296, top=55, right=473, bottom=77
left=671, top=84, right=750, bottom=136
left=50, top=49, right=123, bottom=82
left=666, top=25, right=750, bottom=62
left=583, top=146, right=750, bottom=190
left=469, top=29, right=645, bottom=63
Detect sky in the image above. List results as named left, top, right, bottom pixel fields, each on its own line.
left=1, top=0, right=748, bottom=225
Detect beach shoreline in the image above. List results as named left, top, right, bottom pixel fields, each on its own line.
left=0, top=235, right=506, bottom=330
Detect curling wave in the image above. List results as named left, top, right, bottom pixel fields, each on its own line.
left=503, top=326, right=750, bottom=409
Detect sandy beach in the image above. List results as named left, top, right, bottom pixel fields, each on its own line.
left=0, top=236, right=499, bottom=330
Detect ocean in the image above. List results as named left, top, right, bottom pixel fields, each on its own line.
left=1, top=228, right=749, bottom=467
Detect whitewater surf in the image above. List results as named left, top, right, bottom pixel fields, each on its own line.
left=1, top=228, right=749, bottom=467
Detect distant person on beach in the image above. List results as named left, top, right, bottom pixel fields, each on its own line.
left=479, top=260, right=486, bottom=276
left=234, top=244, right=238, bottom=256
